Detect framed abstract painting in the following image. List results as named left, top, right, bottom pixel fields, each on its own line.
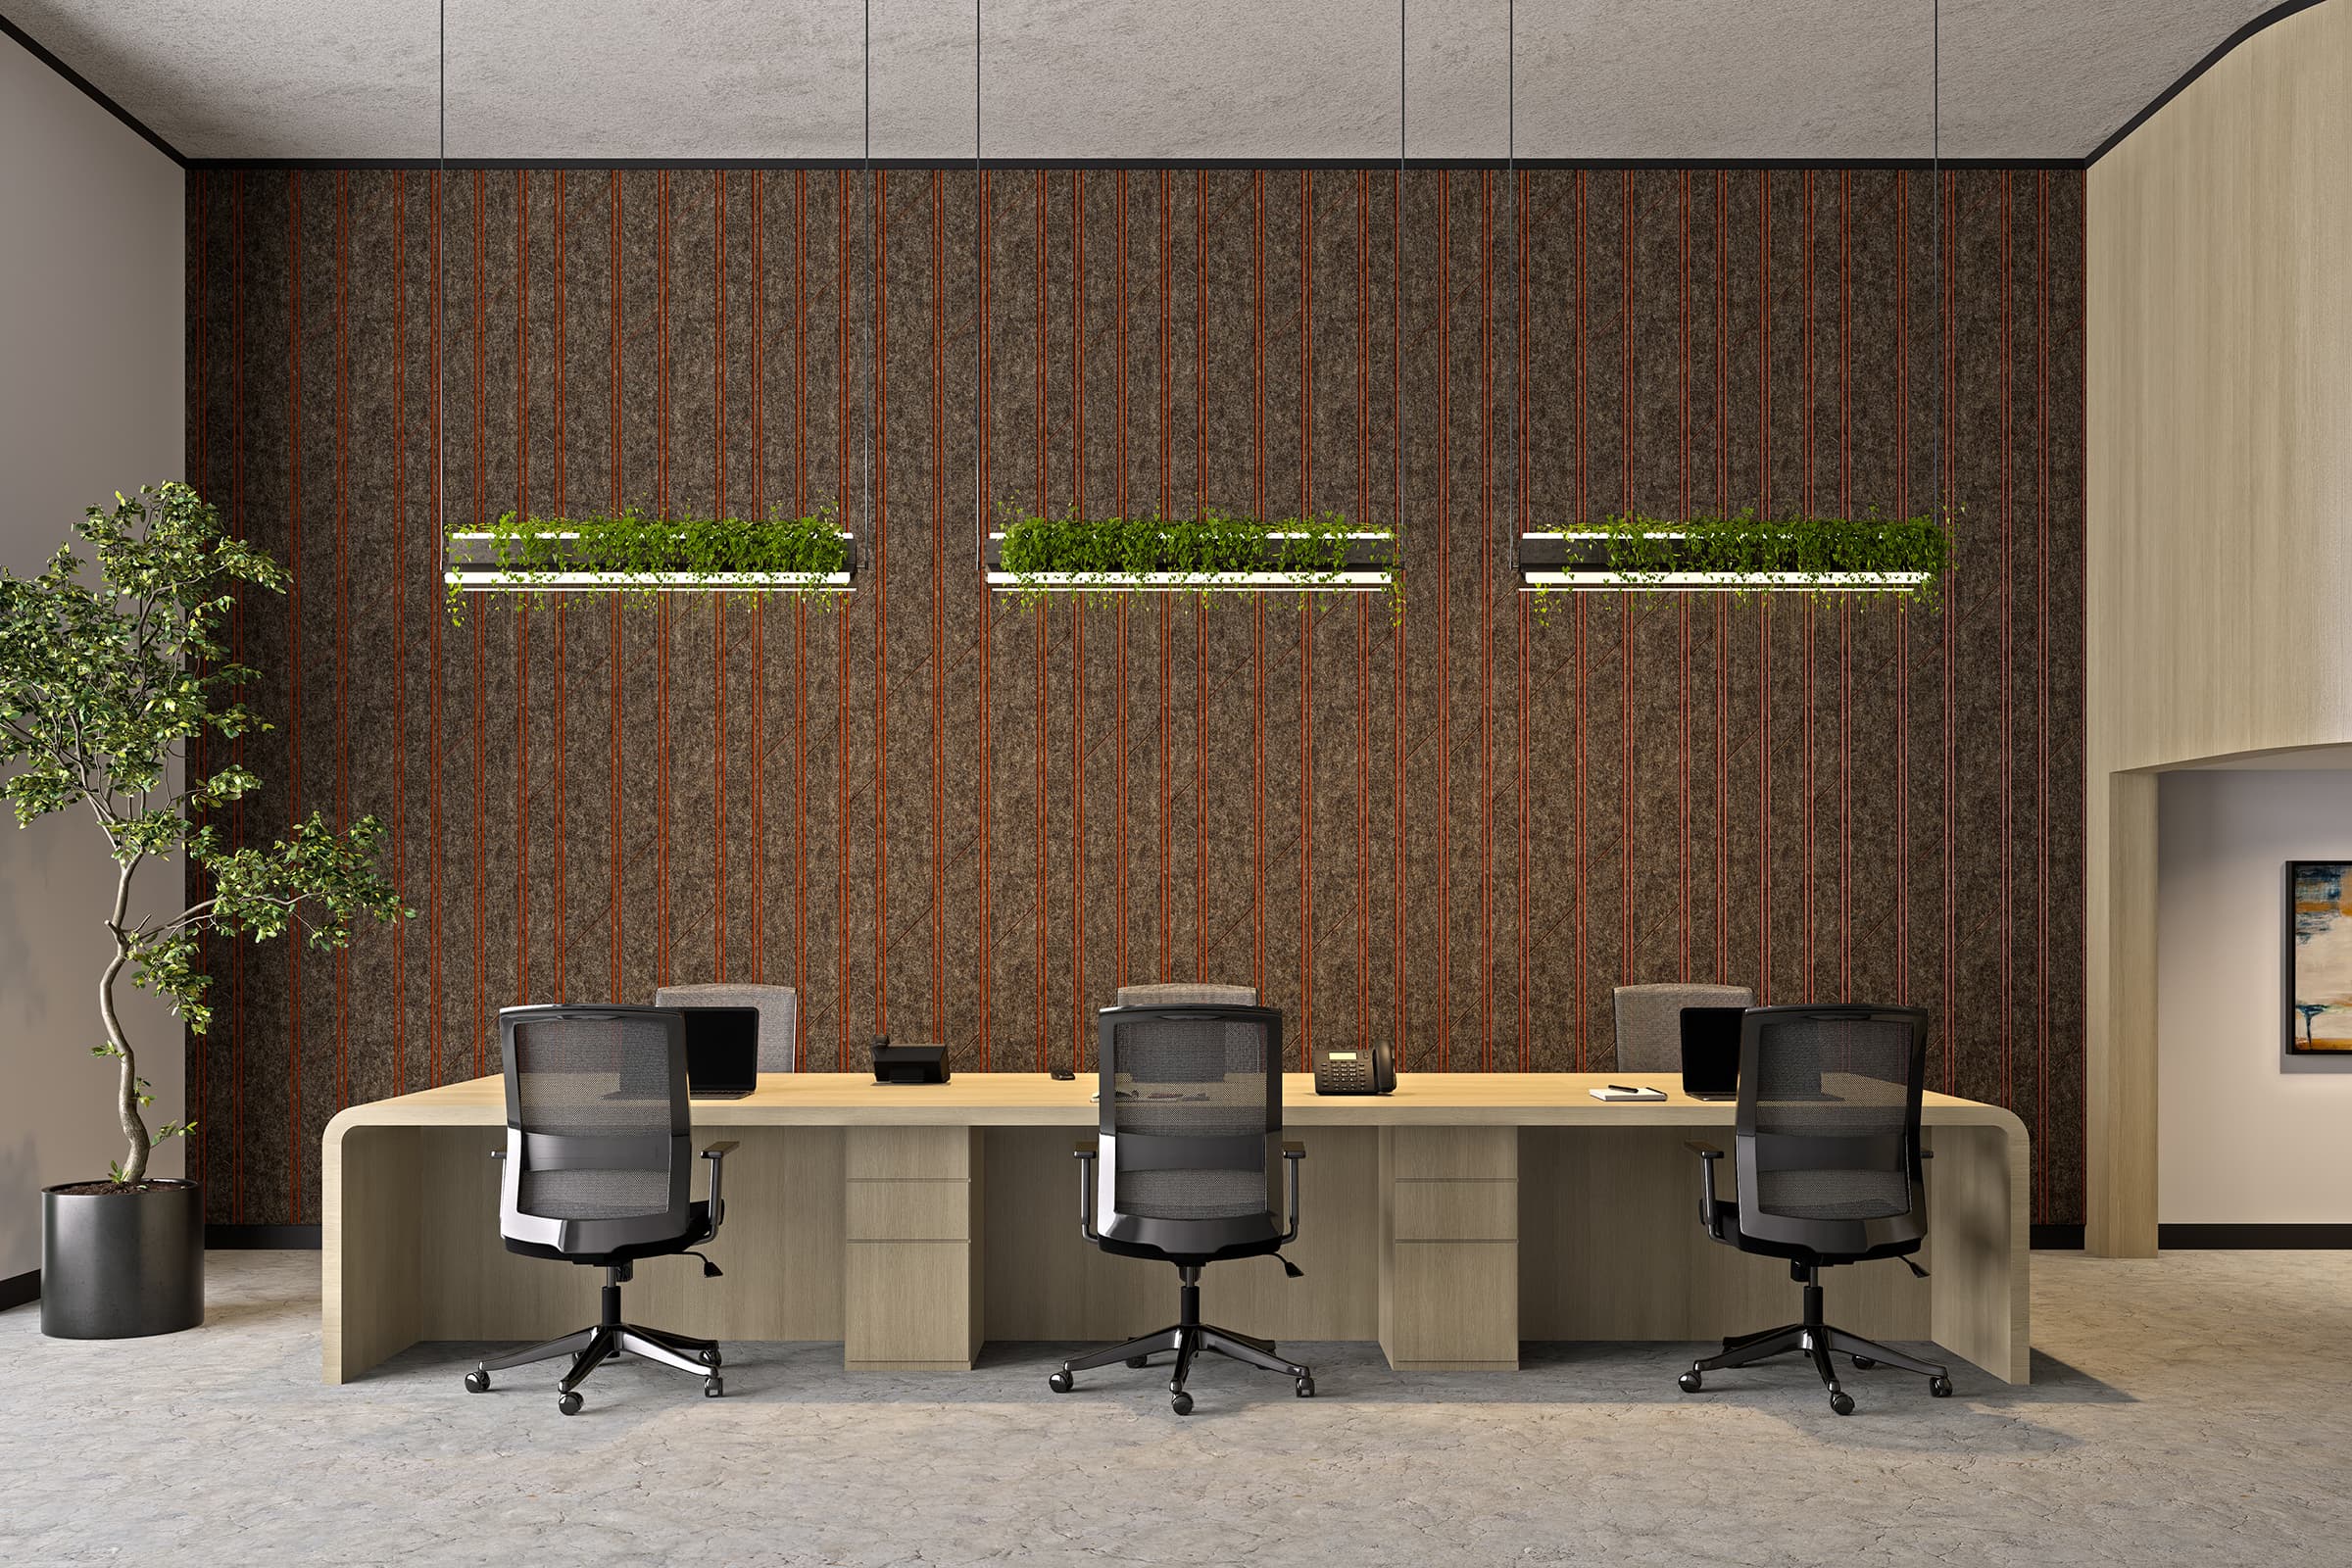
left=2285, top=861, right=2352, bottom=1053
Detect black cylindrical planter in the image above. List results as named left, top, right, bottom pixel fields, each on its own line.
left=40, top=1179, right=205, bottom=1339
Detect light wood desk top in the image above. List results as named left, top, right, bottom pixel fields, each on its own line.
left=328, top=1071, right=2029, bottom=1138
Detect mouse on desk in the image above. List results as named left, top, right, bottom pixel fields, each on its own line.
left=1049, top=1066, right=1076, bottom=1081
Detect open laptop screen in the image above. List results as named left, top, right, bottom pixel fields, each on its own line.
left=681, top=1005, right=759, bottom=1099
left=1679, top=1005, right=1745, bottom=1098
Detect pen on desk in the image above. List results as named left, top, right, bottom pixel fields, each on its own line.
left=1606, top=1084, right=1644, bottom=1095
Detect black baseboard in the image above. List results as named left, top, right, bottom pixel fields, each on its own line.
left=0, top=1269, right=36, bottom=1311
left=206, top=1224, right=322, bottom=1250
left=2031, top=1224, right=2084, bottom=1250
left=2160, top=1223, right=2352, bottom=1250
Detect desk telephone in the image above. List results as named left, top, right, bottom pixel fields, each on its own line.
left=1313, top=1040, right=1396, bottom=1095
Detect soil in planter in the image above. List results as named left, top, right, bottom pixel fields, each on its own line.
left=49, top=1180, right=180, bottom=1196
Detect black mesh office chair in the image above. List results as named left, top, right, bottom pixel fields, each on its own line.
left=1048, top=1003, right=1313, bottom=1414
left=1679, top=1004, right=1952, bottom=1415
left=461, top=1004, right=739, bottom=1414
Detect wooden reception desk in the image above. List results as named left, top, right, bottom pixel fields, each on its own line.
left=321, top=1073, right=2030, bottom=1385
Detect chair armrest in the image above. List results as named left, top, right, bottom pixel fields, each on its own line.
left=1073, top=1139, right=1101, bottom=1243
left=1685, top=1142, right=1725, bottom=1234
left=700, top=1141, right=740, bottom=1229
left=1280, top=1142, right=1305, bottom=1243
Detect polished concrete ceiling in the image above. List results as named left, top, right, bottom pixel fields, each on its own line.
left=2, top=0, right=2282, bottom=162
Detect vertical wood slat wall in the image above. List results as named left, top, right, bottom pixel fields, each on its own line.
left=182, top=166, right=2085, bottom=1228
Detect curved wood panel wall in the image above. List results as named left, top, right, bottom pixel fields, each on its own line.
left=2086, top=0, right=2352, bottom=1252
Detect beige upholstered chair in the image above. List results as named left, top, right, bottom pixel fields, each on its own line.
left=654, top=983, right=799, bottom=1073
left=1113, top=982, right=1258, bottom=1007
left=1612, top=983, right=1754, bottom=1073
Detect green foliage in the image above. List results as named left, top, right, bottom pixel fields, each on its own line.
left=996, top=508, right=1398, bottom=619
left=0, top=484, right=413, bottom=1185
left=448, top=504, right=851, bottom=618
left=1533, top=509, right=1952, bottom=618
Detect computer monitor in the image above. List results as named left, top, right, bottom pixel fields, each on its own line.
left=681, top=1005, right=759, bottom=1100
left=1679, top=1005, right=1745, bottom=1100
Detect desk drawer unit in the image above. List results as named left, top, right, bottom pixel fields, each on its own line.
left=1380, top=1125, right=1520, bottom=1370
left=844, top=1127, right=984, bottom=1370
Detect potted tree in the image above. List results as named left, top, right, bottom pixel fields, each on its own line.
left=0, top=484, right=410, bottom=1339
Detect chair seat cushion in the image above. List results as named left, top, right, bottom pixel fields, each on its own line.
left=1094, top=1211, right=1287, bottom=1269
left=1703, top=1198, right=1923, bottom=1268
left=1755, top=1167, right=1911, bottom=1223
left=502, top=1200, right=715, bottom=1267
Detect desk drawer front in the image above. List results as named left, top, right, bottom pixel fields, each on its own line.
left=1386, top=1125, right=1519, bottom=1180
left=847, top=1126, right=974, bottom=1179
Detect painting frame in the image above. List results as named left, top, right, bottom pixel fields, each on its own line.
left=2283, top=859, right=2352, bottom=1054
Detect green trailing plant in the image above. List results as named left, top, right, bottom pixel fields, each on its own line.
left=447, top=503, right=852, bottom=618
left=1531, top=508, right=1952, bottom=618
left=996, top=507, right=1400, bottom=619
left=0, top=484, right=413, bottom=1185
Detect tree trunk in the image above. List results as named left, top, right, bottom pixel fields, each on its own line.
left=101, top=858, right=149, bottom=1185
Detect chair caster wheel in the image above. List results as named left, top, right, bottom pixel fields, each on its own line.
left=464, top=1370, right=490, bottom=1394
left=1679, top=1369, right=1702, bottom=1394
left=1170, top=1392, right=1194, bottom=1415
left=1829, top=1391, right=1855, bottom=1416
left=558, top=1392, right=584, bottom=1416
left=699, top=1348, right=722, bottom=1368
left=704, top=1377, right=724, bottom=1398
left=1850, top=1355, right=1877, bottom=1370
left=1125, top=1356, right=1151, bottom=1369
left=1296, top=1376, right=1315, bottom=1398
left=1929, top=1375, right=1952, bottom=1398
left=1049, top=1371, right=1074, bottom=1394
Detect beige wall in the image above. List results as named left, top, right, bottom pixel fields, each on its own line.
left=0, top=34, right=184, bottom=1280
left=2084, top=0, right=2352, bottom=1252
left=2157, top=770, right=2352, bottom=1224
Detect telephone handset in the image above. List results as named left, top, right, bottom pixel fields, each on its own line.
left=1313, top=1040, right=1397, bottom=1096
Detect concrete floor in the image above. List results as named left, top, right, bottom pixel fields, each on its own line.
left=4, top=1250, right=2350, bottom=1566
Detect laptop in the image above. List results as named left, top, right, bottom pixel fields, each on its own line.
left=1679, top=1005, right=1745, bottom=1102
left=681, top=1005, right=760, bottom=1100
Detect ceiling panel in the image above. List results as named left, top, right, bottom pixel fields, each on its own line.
left=0, top=0, right=2289, bottom=162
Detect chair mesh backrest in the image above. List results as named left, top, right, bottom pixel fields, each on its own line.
left=1745, top=1010, right=1919, bottom=1223
left=510, top=1011, right=681, bottom=1223
left=1104, top=1011, right=1275, bottom=1222
left=1115, top=982, right=1257, bottom=1006
left=654, top=982, right=798, bottom=1071
left=1613, top=982, right=1754, bottom=1072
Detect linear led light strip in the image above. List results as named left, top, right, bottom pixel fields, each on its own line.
left=986, top=570, right=1393, bottom=594
left=985, top=530, right=1396, bottom=544
left=445, top=531, right=855, bottom=592
left=982, top=530, right=1396, bottom=594
left=1516, top=531, right=1929, bottom=593
left=1517, top=572, right=1930, bottom=594
left=449, top=571, right=855, bottom=593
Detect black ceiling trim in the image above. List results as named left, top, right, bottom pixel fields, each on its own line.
left=0, top=9, right=184, bottom=168
left=186, top=155, right=2089, bottom=174
left=2086, top=0, right=2329, bottom=166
